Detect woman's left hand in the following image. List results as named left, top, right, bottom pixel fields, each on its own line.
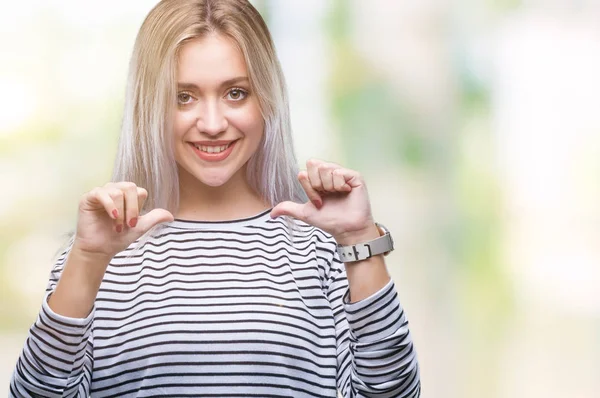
left=270, top=158, right=377, bottom=244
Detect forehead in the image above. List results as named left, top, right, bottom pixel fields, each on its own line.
left=176, top=33, right=248, bottom=85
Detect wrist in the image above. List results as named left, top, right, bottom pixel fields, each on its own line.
left=49, top=244, right=110, bottom=318
left=72, top=240, right=114, bottom=264
left=64, top=242, right=113, bottom=288
left=334, top=222, right=381, bottom=246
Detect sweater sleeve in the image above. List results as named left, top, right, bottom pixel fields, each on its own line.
left=9, top=243, right=95, bottom=398
left=324, top=238, right=421, bottom=397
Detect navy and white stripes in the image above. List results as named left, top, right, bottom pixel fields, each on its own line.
left=10, top=208, right=420, bottom=397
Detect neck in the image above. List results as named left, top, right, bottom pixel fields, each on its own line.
left=176, top=165, right=270, bottom=221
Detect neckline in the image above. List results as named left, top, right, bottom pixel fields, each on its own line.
left=167, top=207, right=274, bottom=230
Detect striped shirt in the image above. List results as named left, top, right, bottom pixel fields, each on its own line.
left=10, top=208, right=420, bottom=397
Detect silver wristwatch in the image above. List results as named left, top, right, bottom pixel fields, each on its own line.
left=336, top=222, right=394, bottom=262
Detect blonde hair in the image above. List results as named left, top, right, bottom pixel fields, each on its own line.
left=109, top=0, right=308, bottom=249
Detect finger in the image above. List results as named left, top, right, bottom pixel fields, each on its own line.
left=137, top=187, right=148, bottom=213
left=338, top=168, right=362, bottom=188
left=319, top=165, right=335, bottom=192
left=108, top=188, right=125, bottom=233
left=270, top=201, right=308, bottom=221
left=298, top=171, right=322, bottom=208
left=327, top=167, right=362, bottom=189
left=333, top=168, right=352, bottom=191
left=118, top=183, right=139, bottom=228
left=87, top=188, right=119, bottom=220
left=306, top=158, right=324, bottom=191
left=136, top=209, right=175, bottom=233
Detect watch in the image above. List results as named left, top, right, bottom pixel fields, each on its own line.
left=336, top=222, right=394, bottom=262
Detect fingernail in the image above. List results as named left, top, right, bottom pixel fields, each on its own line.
left=112, top=209, right=118, bottom=219
left=116, top=225, right=123, bottom=233
left=129, top=218, right=138, bottom=228
left=313, top=199, right=322, bottom=209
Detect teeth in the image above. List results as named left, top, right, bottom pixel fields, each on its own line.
left=194, top=143, right=230, bottom=153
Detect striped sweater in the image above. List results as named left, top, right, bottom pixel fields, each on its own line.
left=10, top=208, right=421, bottom=397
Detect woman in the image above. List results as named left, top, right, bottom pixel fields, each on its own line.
left=10, top=0, right=421, bottom=396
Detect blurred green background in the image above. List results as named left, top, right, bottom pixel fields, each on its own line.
left=2, top=1, right=600, bottom=396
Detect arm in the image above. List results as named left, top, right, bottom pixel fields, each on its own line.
left=334, top=222, right=392, bottom=303
left=10, top=182, right=172, bottom=397
left=324, top=238, right=421, bottom=397
left=9, top=243, right=95, bottom=398
left=270, top=159, right=421, bottom=396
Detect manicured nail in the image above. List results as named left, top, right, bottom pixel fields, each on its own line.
left=112, top=209, right=118, bottom=219
left=129, top=218, right=138, bottom=228
left=116, top=224, right=123, bottom=233
left=313, top=199, right=322, bottom=209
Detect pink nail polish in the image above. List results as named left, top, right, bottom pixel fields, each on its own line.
left=129, top=218, right=138, bottom=228
left=116, top=225, right=123, bottom=233
left=112, top=209, right=118, bottom=219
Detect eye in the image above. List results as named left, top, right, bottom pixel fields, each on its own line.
left=177, top=92, right=194, bottom=105
left=226, top=88, right=248, bottom=101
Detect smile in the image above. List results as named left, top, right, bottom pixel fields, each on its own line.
left=189, top=140, right=238, bottom=162
left=193, top=143, right=231, bottom=153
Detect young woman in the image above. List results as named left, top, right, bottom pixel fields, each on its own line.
left=10, top=0, right=421, bottom=397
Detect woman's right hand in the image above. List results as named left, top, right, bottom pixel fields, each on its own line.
left=73, top=182, right=174, bottom=259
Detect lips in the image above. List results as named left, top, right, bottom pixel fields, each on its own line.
left=191, top=139, right=237, bottom=146
left=193, top=142, right=231, bottom=153
left=189, top=139, right=238, bottom=162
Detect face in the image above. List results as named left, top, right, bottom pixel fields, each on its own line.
left=173, top=33, right=264, bottom=189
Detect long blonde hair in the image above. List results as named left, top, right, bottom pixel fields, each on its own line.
left=110, top=0, right=307, bottom=246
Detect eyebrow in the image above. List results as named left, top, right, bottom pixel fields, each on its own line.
left=177, top=76, right=249, bottom=90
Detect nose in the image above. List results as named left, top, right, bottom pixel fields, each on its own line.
left=196, top=99, right=228, bottom=136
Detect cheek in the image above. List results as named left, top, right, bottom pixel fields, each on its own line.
left=174, top=109, right=196, bottom=138
left=228, top=105, right=264, bottom=138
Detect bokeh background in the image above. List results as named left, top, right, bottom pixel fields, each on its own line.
left=2, top=0, right=600, bottom=396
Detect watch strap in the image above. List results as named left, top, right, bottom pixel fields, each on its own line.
left=336, top=223, right=394, bottom=262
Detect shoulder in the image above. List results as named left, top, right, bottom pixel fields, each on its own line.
left=280, top=217, right=338, bottom=257
left=282, top=217, right=335, bottom=241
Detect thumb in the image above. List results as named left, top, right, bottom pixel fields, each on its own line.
left=270, top=201, right=307, bottom=221
left=136, top=209, right=175, bottom=233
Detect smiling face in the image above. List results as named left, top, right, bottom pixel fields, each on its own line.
left=173, top=33, right=264, bottom=190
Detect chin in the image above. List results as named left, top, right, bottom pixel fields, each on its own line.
left=197, top=172, right=234, bottom=187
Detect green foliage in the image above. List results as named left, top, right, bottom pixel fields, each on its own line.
left=325, top=1, right=427, bottom=171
